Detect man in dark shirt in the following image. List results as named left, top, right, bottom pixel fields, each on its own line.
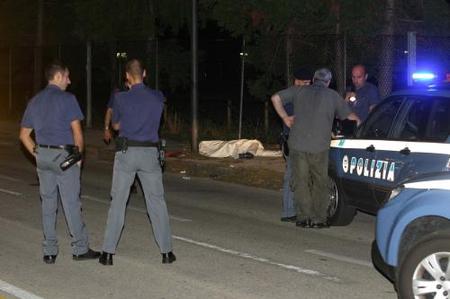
left=99, top=59, right=175, bottom=266
left=19, top=61, right=100, bottom=264
left=280, top=68, right=312, bottom=223
left=271, top=68, right=360, bottom=228
left=345, top=64, right=381, bottom=122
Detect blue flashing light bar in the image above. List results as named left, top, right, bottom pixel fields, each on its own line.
left=412, top=72, right=436, bottom=81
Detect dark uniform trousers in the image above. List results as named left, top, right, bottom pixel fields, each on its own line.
left=36, top=147, right=89, bottom=256
left=290, top=149, right=329, bottom=223
left=102, top=147, right=173, bottom=254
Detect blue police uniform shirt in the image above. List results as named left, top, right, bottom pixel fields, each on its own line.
left=107, top=88, right=121, bottom=109
left=350, top=82, right=380, bottom=122
left=21, top=84, right=84, bottom=145
left=112, top=83, right=163, bottom=142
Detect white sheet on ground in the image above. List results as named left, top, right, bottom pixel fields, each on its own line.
left=199, top=139, right=282, bottom=159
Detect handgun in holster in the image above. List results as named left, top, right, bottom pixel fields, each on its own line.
left=60, top=145, right=82, bottom=171
left=158, top=139, right=166, bottom=171
left=115, top=136, right=128, bottom=153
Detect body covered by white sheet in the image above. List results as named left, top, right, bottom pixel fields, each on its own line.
left=199, top=139, right=282, bottom=159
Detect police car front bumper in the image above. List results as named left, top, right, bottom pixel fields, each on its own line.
left=371, top=240, right=395, bottom=282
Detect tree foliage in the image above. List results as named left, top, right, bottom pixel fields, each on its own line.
left=0, top=1, right=448, bottom=99
left=200, top=0, right=388, bottom=100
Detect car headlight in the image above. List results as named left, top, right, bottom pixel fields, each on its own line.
left=388, top=185, right=404, bottom=202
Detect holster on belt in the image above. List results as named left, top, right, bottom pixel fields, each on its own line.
left=158, top=139, right=166, bottom=171
left=59, top=145, right=82, bottom=171
left=115, top=136, right=128, bottom=153
left=115, top=137, right=165, bottom=171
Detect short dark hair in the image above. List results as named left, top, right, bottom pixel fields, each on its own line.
left=45, top=60, right=68, bottom=81
left=125, top=59, right=144, bottom=78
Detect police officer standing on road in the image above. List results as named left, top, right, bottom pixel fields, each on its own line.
left=19, top=60, right=100, bottom=264
left=271, top=68, right=360, bottom=228
left=103, top=80, right=139, bottom=194
left=99, top=59, right=175, bottom=266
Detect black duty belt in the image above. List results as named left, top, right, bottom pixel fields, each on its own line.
left=127, top=140, right=159, bottom=147
left=37, top=144, right=66, bottom=150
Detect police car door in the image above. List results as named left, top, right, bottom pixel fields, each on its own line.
left=373, top=95, right=450, bottom=205
left=334, top=97, right=404, bottom=212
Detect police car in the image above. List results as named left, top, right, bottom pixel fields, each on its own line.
left=327, top=72, right=450, bottom=226
left=372, top=171, right=450, bottom=299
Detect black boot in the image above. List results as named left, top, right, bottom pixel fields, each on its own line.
left=72, top=248, right=101, bottom=261
left=43, top=255, right=57, bottom=264
left=99, top=252, right=114, bottom=266
left=162, top=252, right=176, bottom=264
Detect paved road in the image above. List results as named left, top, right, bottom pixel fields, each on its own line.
left=0, top=131, right=396, bottom=299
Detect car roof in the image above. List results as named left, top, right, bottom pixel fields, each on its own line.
left=390, top=83, right=450, bottom=98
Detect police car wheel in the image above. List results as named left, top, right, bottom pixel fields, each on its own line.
left=397, top=236, right=450, bottom=299
left=327, top=177, right=356, bottom=226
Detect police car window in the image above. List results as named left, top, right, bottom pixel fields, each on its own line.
left=359, top=97, right=403, bottom=139
left=426, top=97, right=450, bottom=142
left=398, top=97, right=433, bottom=141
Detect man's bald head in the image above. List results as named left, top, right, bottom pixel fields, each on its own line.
left=351, top=64, right=368, bottom=89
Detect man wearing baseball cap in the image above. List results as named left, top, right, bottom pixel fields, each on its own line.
left=279, top=68, right=312, bottom=223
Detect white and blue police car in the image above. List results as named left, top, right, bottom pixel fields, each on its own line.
left=327, top=73, right=450, bottom=226
left=372, top=171, right=450, bottom=299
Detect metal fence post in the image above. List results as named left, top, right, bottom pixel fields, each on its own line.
left=238, top=37, right=247, bottom=140
left=407, top=32, right=416, bottom=87
left=191, top=0, right=198, bottom=152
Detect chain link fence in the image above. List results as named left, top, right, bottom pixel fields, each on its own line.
left=0, top=33, right=448, bottom=143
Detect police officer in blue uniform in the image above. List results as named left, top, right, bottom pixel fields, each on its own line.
left=19, top=60, right=100, bottom=264
left=99, top=59, right=175, bottom=266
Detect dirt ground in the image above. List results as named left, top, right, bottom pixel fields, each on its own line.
left=96, top=147, right=285, bottom=190
left=81, top=126, right=287, bottom=191
left=165, top=153, right=285, bottom=190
